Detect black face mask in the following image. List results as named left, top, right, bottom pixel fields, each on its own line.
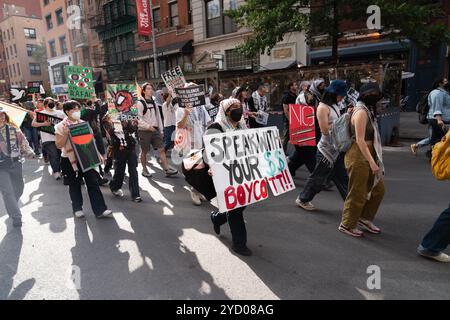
left=48, top=103, right=55, bottom=109
left=229, top=107, right=243, bottom=122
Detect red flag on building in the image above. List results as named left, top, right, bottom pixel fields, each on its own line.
left=136, top=0, right=152, bottom=36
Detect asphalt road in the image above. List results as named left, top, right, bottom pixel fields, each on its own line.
left=0, top=144, right=449, bottom=300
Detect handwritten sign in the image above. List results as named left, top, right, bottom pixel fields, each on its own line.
left=106, top=84, right=139, bottom=121
left=206, top=104, right=219, bottom=122
left=65, top=66, right=95, bottom=100
left=204, top=126, right=295, bottom=213
left=175, top=85, right=206, bottom=108
left=289, top=104, right=316, bottom=147
left=35, top=112, right=63, bottom=135
left=161, top=66, right=186, bottom=96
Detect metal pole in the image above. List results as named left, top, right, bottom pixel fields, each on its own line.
left=149, top=0, right=159, bottom=78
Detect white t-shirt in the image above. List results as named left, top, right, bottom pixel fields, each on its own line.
left=176, top=106, right=211, bottom=150
left=162, top=101, right=177, bottom=127
left=55, top=119, right=82, bottom=158
left=39, top=109, right=65, bottom=143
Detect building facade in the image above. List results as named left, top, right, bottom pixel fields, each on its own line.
left=40, top=0, right=73, bottom=99
left=0, top=5, right=49, bottom=94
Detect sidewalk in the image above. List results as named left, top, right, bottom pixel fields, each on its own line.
left=399, top=112, right=428, bottom=141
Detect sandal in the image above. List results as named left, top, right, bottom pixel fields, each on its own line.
left=338, top=224, right=364, bottom=238
left=358, top=219, right=381, bottom=234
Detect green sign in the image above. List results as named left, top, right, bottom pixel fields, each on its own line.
left=68, top=122, right=101, bottom=173
left=65, top=65, right=95, bottom=100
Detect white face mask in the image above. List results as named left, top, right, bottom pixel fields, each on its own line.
left=71, top=111, right=81, bottom=120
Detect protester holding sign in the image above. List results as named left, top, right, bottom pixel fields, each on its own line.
left=233, top=86, right=256, bottom=128
left=0, top=109, right=35, bottom=227
left=137, top=83, right=178, bottom=178
left=32, top=97, right=65, bottom=180
left=248, top=84, right=269, bottom=128
left=281, top=82, right=299, bottom=153
left=206, top=98, right=253, bottom=256
left=55, top=100, right=112, bottom=219
left=295, top=80, right=349, bottom=211
left=176, top=83, right=212, bottom=205
left=162, top=93, right=177, bottom=152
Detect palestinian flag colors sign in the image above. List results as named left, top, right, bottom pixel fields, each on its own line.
left=35, top=112, right=63, bottom=135
left=65, top=66, right=95, bottom=100
left=68, top=122, right=101, bottom=173
left=106, top=84, right=139, bottom=120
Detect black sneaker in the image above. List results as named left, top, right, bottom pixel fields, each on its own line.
left=98, top=177, right=109, bottom=186
left=232, top=245, right=252, bottom=256
left=210, top=211, right=220, bottom=235
left=132, top=197, right=143, bottom=203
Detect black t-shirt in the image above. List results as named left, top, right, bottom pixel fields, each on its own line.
left=281, top=91, right=297, bottom=124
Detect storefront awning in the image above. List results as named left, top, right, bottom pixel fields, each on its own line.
left=262, top=60, right=297, bottom=70
left=131, top=40, right=193, bottom=62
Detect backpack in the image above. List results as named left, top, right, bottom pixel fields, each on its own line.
left=431, top=131, right=450, bottom=180
left=416, top=93, right=430, bottom=125
left=330, top=112, right=353, bottom=153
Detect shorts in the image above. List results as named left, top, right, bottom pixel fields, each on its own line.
left=138, top=130, right=164, bottom=150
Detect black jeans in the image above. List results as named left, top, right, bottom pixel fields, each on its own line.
left=429, top=119, right=450, bottom=146
left=282, top=125, right=290, bottom=154
left=60, top=157, right=108, bottom=216
left=288, top=146, right=317, bottom=177
left=42, top=141, right=61, bottom=174
left=299, top=152, right=348, bottom=203
left=421, top=202, right=450, bottom=254
left=212, top=207, right=247, bottom=248
left=109, top=149, right=140, bottom=199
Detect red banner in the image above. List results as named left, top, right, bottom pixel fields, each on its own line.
left=137, top=0, right=152, bottom=36
left=289, top=104, right=316, bottom=147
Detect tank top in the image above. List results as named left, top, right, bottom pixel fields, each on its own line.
left=350, top=109, right=375, bottom=141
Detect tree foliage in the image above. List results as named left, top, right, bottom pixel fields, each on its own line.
left=228, top=0, right=450, bottom=62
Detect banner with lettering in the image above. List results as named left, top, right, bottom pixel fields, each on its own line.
left=65, top=65, right=95, bottom=100
left=175, top=85, right=206, bottom=108
left=106, top=84, right=139, bottom=121
left=203, top=126, right=295, bottom=213
left=35, top=112, right=63, bottom=135
left=68, top=122, right=101, bottom=173
left=136, top=0, right=151, bottom=36
left=27, top=81, right=43, bottom=94
left=289, top=104, right=316, bottom=147
left=161, top=66, right=186, bottom=96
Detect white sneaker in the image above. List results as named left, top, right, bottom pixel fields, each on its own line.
left=96, top=209, right=113, bottom=219
left=418, top=249, right=450, bottom=263
left=142, top=170, right=153, bottom=178
left=190, top=189, right=202, bottom=206
left=112, top=189, right=124, bottom=197
left=165, top=167, right=178, bottom=177
left=295, top=198, right=317, bottom=211
left=74, top=210, right=85, bottom=218
left=53, top=172, right=62, bottom=180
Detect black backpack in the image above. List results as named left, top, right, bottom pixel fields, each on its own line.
left=416, top=93, right=430, bottom=125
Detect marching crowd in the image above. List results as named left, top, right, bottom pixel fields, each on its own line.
left=0, top=77, right=449, bottom=261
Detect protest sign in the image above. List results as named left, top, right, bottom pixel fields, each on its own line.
left=161, top=66, right=186, bottom=96
left=9, top=87, right=28, bottom=103
left=255, top=110, right=269, bottom=126
left=35, top=111, right=63, bottom=135
left=106, top=84, right=139, bottom=121
left=289, top=104, right=316, bottom=147
left=65, top=66, right=95, bottom=99
left=203, top=126, right=295, bottom=213
left=346, top=87, right=359, bottom=107
left=27, top=81, right=43, bottom=94
left=175, top=85, right=206, bottom=108
left=68, top=122, right=101, bottom=173
left=0, top=101, right=28, bottom=127
left=206, top=104, right=219, bottom=122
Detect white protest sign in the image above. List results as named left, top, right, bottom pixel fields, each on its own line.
left=255, top=110, right=269, bottom=125
left=161, top=66, right=186, bottom=96
left=203, top=126, right=295, bottom=213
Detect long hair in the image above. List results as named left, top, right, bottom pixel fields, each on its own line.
left=0, top=111, right=17, bottom=129
left=432, top=78, right=446, bottom=90
left=321, top=91, right=338, bottom=107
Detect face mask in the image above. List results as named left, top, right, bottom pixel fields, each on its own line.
left=71, top=111, right=81, bottom=120
left=48, top=103, right=55, bottom=109
left=229, top=107, right=243, bottom=122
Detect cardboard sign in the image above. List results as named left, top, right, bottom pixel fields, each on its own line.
left=65, top=66, right=95, bottom=100
left=0, top=101, right=28, bottom=127
left=289, top=104, right=316, bottom=147
left=203, top=126, right=295, bottom=213
left=68, top=122, right=101, bottom=173
left=255, top=110, right=269, bottom=125
left=175, top=85, right=206, bottom=108
left=206, top=104, right=219, bottom=122
left=9, top=87, right=28, bottom=103
left=106, top=84, right=139, bottom=121
left=35, top=111, right=63, bottom=135
left=27, top=81, right=43, bottom=94
left=161, top=66, right=186, bottom=96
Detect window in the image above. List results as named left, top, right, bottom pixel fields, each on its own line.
left=11, top=28, right=14, bottom=39
left=6, top=49, right=9, bottom=60
left=187, top=0, right=193, bottom=25
left=13, top=45, right=17, bottom=57
left=16, top=63, right=20, bottom=76
left=153, top=7, right=161, bottom=30
left=52, top=63, right=68, bottom=85
left=206, top=0, right=237, bottom=38
left=24, top=28, right=36, bottom=39
left=59, top=36, right=68, bottom=55
left=29, top=63, right=41, bottom=75
left=26, top=44, right=36, bottom=57
left=56, top=9, right=64, bottom=25
left=225, top=48, right=258, bottom=70
left=43, top=0, right=49, bottom=6
left=7, top=29, right=10, bottom=41
left=46, top=14, right=53, bottom=30
left=12, top=64, right=16, bottom=76
left=169, top=2, right=179, bottom=27
left=49, top=40, right=57, bottom=58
